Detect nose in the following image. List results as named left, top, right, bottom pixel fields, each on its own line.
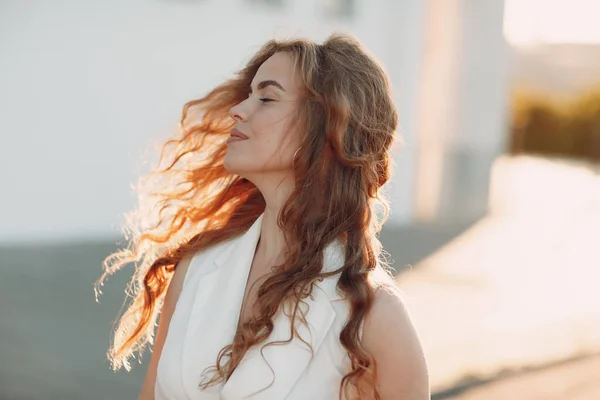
left=229, top=101, right=248, bottom=122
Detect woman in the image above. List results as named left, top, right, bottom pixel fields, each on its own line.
left=96, top=34, right=429, bottom=399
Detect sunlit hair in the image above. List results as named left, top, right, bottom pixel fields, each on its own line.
left=95, top=33, right=401, bottom=399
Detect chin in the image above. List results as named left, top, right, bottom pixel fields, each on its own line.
left=223, top=158, right=237, bottom=174
left=223, top=156, right=248, bottom=176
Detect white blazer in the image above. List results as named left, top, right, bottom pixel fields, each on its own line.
left=155, top=213, right=356, bottom=400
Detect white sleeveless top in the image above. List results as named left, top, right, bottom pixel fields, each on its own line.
left=155, top=213, right=357, bottom=400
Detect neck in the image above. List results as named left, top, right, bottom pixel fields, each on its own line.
left=252, top=172, right=295, bottom=265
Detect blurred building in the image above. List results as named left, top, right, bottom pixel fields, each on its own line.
left=0, top=0, right=508, bottom=242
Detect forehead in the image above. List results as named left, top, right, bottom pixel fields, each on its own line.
left=252, top=52, right=300, bottom=92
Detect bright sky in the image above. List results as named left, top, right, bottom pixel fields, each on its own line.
left=504, top=0, right=600, bottom=44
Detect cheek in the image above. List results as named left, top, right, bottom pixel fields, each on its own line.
left=252, top=113, right=299, bottom=160
left=254, top=127, right=297, bottom=166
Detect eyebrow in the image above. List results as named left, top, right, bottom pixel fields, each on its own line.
left=250, top=80, right=286, bottom=93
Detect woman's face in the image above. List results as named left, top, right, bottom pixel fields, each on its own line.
left=224, top=52, right=302, bottom=180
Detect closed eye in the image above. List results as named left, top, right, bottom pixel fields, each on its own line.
left=247, top=90, right=274, bottom=104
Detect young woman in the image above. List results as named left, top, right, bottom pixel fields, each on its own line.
left=96, top=33, right=429, bottom=400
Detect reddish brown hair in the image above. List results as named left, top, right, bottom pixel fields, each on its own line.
left=96, top=33, right=401, bottom=399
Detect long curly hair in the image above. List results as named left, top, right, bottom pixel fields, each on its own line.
left=95, top=33, right=401, bottom=399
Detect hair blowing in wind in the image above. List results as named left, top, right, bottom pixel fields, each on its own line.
left=95, top=33, right=402, bottom=399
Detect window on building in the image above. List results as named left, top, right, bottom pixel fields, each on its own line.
left=322, top=0, right=354, bottom=18
left=248, top=0, right=284, bottom=7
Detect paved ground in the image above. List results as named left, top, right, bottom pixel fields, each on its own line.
left=0, top=240, right=148, bottom=400
left=441, top=354, right=600, bottom=400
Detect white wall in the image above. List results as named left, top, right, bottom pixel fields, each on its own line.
left=413, top=0, right=509, bottom=223
left=0, top=0, right=421, bottom=242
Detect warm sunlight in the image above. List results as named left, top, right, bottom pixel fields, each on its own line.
left=399, top=155, right=600, bottom=392
left=504, top=0, right=600, bottom=45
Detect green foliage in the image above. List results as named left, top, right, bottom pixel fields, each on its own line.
left=509, top=85, right=600, bottom=162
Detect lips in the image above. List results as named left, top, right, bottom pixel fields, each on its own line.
left=230, top=128, right=249, bottom=140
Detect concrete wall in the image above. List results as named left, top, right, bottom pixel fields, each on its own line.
left=0, top=0, right=427, bottom=242
left=1, top=0, right=508, bottom=242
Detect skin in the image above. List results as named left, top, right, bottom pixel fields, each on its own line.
left=361, top=286, right=431, bottom=399
left=139, top=51, right=430, bottom=399
left=224, top=51, right=303, bottom=267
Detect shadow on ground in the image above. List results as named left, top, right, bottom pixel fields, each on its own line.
left=380, top=219, right=479, bottom=276
left=0, top=239, right=148, bottom=400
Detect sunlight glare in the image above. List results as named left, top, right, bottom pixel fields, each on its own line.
left=504, top=0, right=600, bottom=45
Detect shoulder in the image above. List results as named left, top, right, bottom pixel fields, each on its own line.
left=361, top=282, right=431, bottom=399
left=363, top=283, right=411, bottom=336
